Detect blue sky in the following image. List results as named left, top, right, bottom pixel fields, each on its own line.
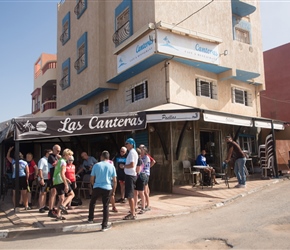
left=0, top=1, right=290, bottom=123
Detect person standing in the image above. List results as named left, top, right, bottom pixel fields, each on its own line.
left=38, top=149, right=52, bottom=213
left=26, top=152, right=38, bottom=207
left=114, top=146, right=127, bottom=203
left=76, top=152, right=98, bottom=177
left=224, top=136, right=247, bottom=188
left=53, top=148, right=74, bottom=220
left=47, top=144, right=62, bottom=218
left=64, top=155, right=77, bottom=209
left=123, top=138, right=138, bottom=220
left=88, top=150, right=117, bottom=232
left=6, top=146, right=30, bottom=210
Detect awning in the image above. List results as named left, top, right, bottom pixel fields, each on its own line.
left=145, top=103, right=200, bottom=123
left=254, top=120, right=285, bottom=130
left=203, top=111, right=253, bottom=127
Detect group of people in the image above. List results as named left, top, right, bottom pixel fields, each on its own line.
left=6, top=137, right=156, bottom=231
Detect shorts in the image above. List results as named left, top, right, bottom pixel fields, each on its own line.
left=54, top=183, right=66, bottom=196
left=28, top=179, right=34, bottom=189
left=117, top=168, right=126, bottom=182
left=135, top=175, right=145, bottom=191
left=12, top=176, right=27, bottom=190
left=39, top=180, right=49, bottom=193
left=144, top=175, right=150, bottom=186
left=125, top=175, right=137, bottom=199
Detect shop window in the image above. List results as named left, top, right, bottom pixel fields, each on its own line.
left=60, top=58, right=70, bottom=90
left=232, top=87, right=252, bottom=106
left=196, top=78, right=217, bottom=99
left=74, top=32, right=87, bottom=73
left=60, top=12, right=70, bottom=45
left=99, top=99, right=109, bottom=114
left=128, top=80, right=148, bottom=103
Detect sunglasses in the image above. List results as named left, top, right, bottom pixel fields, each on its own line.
left=68, top=160, right=74, bottom=162
left=120, top=151, right=125, bottom=153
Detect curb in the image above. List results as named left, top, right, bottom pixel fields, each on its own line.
left=0, top=177, right=286, bottom=238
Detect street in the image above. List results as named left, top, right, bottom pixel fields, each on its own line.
left=1, top=179, right=290, bottom=249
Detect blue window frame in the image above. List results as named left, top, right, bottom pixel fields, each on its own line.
left=60, top=12, right=70, bottom=45
left=74, top=32, right=88, bottom=74
left=75, top=0, right=87, bottom=19
left=232, top=16, right=252, bottom=45
left=113, top=0, right=133, bottom=46
left=60, top=58, right=70, bottom=90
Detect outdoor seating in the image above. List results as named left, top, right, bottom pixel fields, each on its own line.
left=182, top=160, right=201, bottom=187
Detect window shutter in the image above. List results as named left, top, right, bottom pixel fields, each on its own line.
left=210, top=82, right=218, bottom=100
left=246, top=91, right=252, bottom=107
left=231, top=87, right=236, bottom=103
left=145, top=81, right=148, bottom=98
left=196, top=79, right=201, bottom=96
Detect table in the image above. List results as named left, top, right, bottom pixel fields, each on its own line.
left=192, top=165, right=212, bottom=188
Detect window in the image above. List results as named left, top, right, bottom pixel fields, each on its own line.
left=113, top=0, right=132, bottom=46
left=60, top=58, right=70, bottom=90
left=235, top=27, right=250, bottom=44
left=31, top=88, right=41, bottom=114
left=77, top=107, right=82, bottom=115
left=238, top=134, right=256, bottom=155
left=126, top=80, right=148, bottom=104
left=60, top=12, right=70, bottom=45
left=196, top=78, right=217, bottom=99
left=74, top=32, right=87, bottom=73
left=99, top=99, right=109, bottom=114
left=232, top=87, right=252, bottom=106
left=74, top=0, right=87, bottom=19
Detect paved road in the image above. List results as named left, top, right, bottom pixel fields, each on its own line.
left=1, top=179, right=290, bottom=249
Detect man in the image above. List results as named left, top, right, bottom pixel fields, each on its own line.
left=123, top=138, right=138, bottom=220
left=224, top=136, right=247, bottom=188
left=114, top=146, right=127, bottom=203
left=196, top=149, right=219, bottom=185
left=38, top=149, right=52, bottom=213
left=76, top=152, right=98, bottom=177
left=47, top=144, right=61, bottom=218
left=88, top=150, right=117, bottom=232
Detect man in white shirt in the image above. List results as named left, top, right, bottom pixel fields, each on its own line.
left=123, top=138, right=138, bottom=220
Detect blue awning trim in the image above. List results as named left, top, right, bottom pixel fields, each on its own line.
left=231, top=0, right=256, bottom=17
left=107, top=54, right=171, bottom=84
left=234, top=69, right=260, bottom=83
left=58, top=87, right=110, bottom=111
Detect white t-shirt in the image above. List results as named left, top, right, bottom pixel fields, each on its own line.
left=124, top=148, right=138, bottom=176
left=38, top=156, right=49, bottom=180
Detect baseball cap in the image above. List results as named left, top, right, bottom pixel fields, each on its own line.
left=125, top=138, right=136, bottom=148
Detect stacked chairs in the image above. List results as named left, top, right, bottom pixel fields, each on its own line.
left=259, top=134, right=275, bottom=178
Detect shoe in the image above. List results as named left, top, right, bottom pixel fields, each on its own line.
left=234, top=184, right=240, bottom=188
left=28, top=202, right=32, bottom=207
left=88, top=219, right=94, bottom=224
left=59, top=205, right=68, bottom=215
left=238, top=184, right=246, bottom=188
left=112, top=207, right=118, bottom=213
left=25, top=206, right=32, bottom=210
left=55, top=216, right=66, bottom=221
left=121, top=198, right=127, bottom=203
left=39, top=208, right=45, bottom=213
left=145, top=206, right=151, bottom=211
left=123, top=214, right=136, bottom=220
left=43, top=206, right=49, bottom=211
left=138, top=209, right=146, bottom=214
left=101, top=224, right=112, bottom=232
left=48, top=210, right=57, bottom=218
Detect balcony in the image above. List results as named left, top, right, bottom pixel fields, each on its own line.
left=41, top=100, right=57, bottom=113
left=112, top=21, right=130, bottom=46
left=60, top=29, right=69, bottom=44
left=74, top=54, right=85, bottom=71
left=74, top=0, right=86, bottom=17
left=34, top=61, right=57, bottom=79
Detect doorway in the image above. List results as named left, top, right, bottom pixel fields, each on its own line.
left=200, top=130, right=221, bottom=168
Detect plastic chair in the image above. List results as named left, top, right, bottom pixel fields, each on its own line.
left=77, top=174, right=91, bottom=198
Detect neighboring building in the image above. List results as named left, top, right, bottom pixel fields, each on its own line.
left=31, top=53, right=63, bottom=117
left=52, top=0, right=283, bottom=191
left=262, top=43, right=290, bottom=122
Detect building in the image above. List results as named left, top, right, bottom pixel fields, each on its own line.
left=31, top=53, right=63, bottom=117
left=24, top=0, right=281, bottom=192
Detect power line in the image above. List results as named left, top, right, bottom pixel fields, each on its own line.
left=260, top=94, right=290, bottom=104
left=172, top=0, right=214, bottom=28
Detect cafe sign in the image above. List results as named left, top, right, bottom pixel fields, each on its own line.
left=146, top=112, right=200, bottom=123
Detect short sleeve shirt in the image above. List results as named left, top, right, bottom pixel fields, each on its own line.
left=91, top=161, right=117, bottom=190
left=124, top=148, right=138, bottom=176
left=53, top=158, right=66, bottom=185
left=38, top=156, right=49, bottom=180
left=12, top=159, right=27, bottom=179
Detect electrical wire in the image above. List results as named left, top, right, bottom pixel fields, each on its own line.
left=172, top=0, right=215, bottom=28
left=260, top=94, right=290, bottom=104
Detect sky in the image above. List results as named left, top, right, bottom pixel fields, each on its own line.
left=0, top=0, right=290, bottom=123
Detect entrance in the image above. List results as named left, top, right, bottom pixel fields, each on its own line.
left=200, top=130, right=221, bottom=168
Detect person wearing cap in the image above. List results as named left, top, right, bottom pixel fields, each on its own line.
left=64, top=155, right=77, bottom=209
left=224, top=136, right=247, bottom=188
left=123, top=138, right=138, bottom=220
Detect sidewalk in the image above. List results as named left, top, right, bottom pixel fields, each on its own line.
left=0, top=174, right=287, bottom=238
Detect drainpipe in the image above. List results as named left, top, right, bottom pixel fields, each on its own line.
left=164, top=57, right=174, bottom=103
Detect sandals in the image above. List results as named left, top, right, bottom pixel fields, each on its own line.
left=138, top=209, right=146, bottom=214
left=123, top=213, right=136, bottom=220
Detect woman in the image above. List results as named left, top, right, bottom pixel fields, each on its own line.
left=6, top=146, right=30, bottom=210
left=64, top=155, right=76, bottom=209
left=26, top=152, right=38, bottom=207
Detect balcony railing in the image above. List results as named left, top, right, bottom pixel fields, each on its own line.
left=60, top=29, right=69, bottom=44
left=74, top=0, right=85, bottom=16
left=42, top=100, right=57, bottom=113
left=112, top=21, right=130, bottom=46
left=34, top=61, right=57, bottom=79
left=74, top=54, right=85, bottom=70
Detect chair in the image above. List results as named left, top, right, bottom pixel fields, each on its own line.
left=77, top=174, right=91, bottom=198
left=182, top=160, right=201, bottom=187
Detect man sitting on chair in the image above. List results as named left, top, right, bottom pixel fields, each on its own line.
left=196, top=149, right=219, bottom=185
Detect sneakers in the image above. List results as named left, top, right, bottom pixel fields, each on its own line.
left=138, top=208, right=146, bottom=214
left=59, top=205, right=68, bottom=215
left=234, top=184, right=240, bottom=188
left=48, top=210, right=57, bottom=218
left=88, top=219, right=94, bottom=224
left=116, top=198, right=127, bottom=203
left=28, top=202, right=33, bottom=207
left=123, top=213, right=136, bottom=220
left=101, top=224, right=112, bottom=232
left=39, top=207, right=46, bottom=213
left=43, top=206, right=49, bottom=211
left=112, top=207, right=118, bottom=213
left=234, top=184, right=246, bottom=188
left=24, top=206, right=32, bottom=211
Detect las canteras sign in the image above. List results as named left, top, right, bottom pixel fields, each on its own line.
left=14, top=112, right=146, bottom=141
